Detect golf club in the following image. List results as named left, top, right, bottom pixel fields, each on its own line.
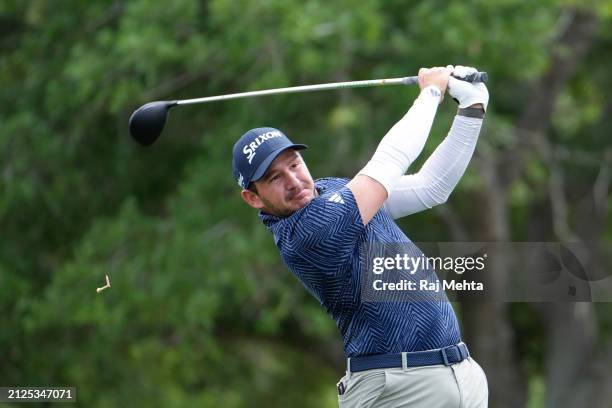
left=129, top=71, right=488, bottom=146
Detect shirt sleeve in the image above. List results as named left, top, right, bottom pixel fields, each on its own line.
left=382, top=115, right=483, bottom=219
left=281, top=186, right=365, bottom=276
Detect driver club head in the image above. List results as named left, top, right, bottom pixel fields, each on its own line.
left=129, top=100, right=177, bottom=146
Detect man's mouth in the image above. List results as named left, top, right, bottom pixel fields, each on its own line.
left=290, top=189, right=309, bottom=201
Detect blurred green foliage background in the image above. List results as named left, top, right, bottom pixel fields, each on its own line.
left=1, top=0, right=611, bottom=407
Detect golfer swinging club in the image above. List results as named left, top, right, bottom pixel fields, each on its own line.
left=233, top=65, right=489, bottom=407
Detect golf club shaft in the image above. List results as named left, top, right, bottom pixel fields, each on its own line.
left=177, top=77, right=412, bottom=106
left=178, top=72, right=491, bottom=106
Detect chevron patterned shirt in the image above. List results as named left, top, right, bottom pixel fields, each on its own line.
left=260, top=177, right=461, bottom=357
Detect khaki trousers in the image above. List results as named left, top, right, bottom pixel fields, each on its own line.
left=337, top=357, right=488, bottom=408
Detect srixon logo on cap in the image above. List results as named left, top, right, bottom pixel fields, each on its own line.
left=243, top=130, right=283, bottom=164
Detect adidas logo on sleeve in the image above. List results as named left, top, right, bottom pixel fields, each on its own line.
left=328, top=193, right=345, bottom=204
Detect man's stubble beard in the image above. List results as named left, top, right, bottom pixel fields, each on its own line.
left=260, top=187, right=317, bottom=218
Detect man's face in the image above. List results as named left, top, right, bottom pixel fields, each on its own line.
left=241, top=149, right=316, bottom=217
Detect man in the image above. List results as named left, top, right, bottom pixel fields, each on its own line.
left=232, top=66, right=489, bottom=407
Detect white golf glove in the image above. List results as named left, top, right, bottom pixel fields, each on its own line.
left=448, top=65, right=489, bottom=111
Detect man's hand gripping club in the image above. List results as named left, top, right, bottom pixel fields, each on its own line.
left=448, top=65, right=489, bottom=111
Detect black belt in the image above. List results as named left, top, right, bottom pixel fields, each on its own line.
left=347, top=343, right=470, bottom=373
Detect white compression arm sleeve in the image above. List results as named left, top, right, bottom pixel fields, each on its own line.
left=358, top=86, right=441, bottom=194
left=383, top=115, right=483, bottom=219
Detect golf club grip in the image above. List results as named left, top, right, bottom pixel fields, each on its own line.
left=460, top=71, right=488, bottom=83
left=403, top=71, right=488, bottom=85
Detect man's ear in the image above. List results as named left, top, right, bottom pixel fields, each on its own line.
left=241, top=189, right=265, bottom=209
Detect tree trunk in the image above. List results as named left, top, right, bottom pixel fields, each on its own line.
left=461, top=151, right=527, bottom=407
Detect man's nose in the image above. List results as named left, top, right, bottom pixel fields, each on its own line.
left=285, top=171, right=301, bottom=190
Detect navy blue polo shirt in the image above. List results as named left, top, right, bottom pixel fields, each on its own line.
left=260, top=177, right=461, bottom=357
